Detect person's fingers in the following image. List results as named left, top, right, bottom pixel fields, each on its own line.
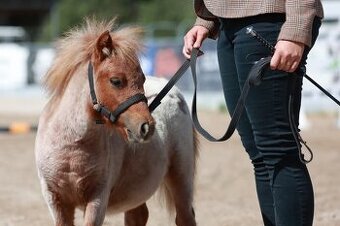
left=182, top=41, right=191, bottom=58
left=183, top=32, right=195, bottom=59
left=270, top=51, right=281, bottom=70
left=280, top=55, right=301, bottom=72
left=182, top=45, right=191, bottom=59
left=289, top=60, right=300, bottom=73
left=193, top=32, right=205, bottom=49
left=278, top=56, right=287, bottom=71
left=271, top=40, right=305, bottom=72
left=183, top=26, right=209, bottom=59
left=273, top=56, right=300, bottom=72
left=284, top=61, right=293, bottom=72
left=281, top=61, right=292, bottom=72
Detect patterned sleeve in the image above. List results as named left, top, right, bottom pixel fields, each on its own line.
left=278, top=0, right=321, bottom=47
left=193, top=0, right=220, bottom=39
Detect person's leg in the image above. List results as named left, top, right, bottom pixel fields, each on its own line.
left=231, top=15, right=321, bottom=226
left=217, top=21, right=276, bottom=226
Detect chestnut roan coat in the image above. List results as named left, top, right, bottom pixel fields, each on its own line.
left=35, top=19, right=198, bottom=226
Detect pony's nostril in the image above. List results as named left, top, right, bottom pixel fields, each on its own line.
left=140, top=122, right=149, bottom=138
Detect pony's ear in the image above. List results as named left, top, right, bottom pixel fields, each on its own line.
left=96, top=30, right=113, bottom=61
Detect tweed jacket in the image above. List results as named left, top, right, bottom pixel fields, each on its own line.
left=194, top=0, right=324, bottom=47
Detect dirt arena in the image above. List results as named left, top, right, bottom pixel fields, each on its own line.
left=0, top=110, right=339, bottom=226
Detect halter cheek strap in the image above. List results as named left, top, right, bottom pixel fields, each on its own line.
left=87, top=62, right=147, bottom=124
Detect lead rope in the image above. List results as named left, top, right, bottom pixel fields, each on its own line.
left=246, top=56, right=313, bottom=163
left=246, top=26, right=334, bottom=163
left=288, top=93, right=314, bottom=163
left=288, top=75, right=314, bottom=163
left=148, top=27, right=339, bottom=163
left=149, top=48, right=257, bottom=142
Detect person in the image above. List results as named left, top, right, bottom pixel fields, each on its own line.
left=183, top=1, right=323, bottom=226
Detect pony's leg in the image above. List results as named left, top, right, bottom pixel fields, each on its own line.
left=83, top=192, right=110, bottom=226
left=124, top=203, right=149, bottom=226
left=44, top=195, right=75, bottom=226
left=40, top=180, right=75, bottom=226
left=164, top=163, right=196, bottom=226
left=53, top=203, right=75, bottom=226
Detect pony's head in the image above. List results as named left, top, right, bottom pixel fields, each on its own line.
left=90, top=28, right=155, bottom=143
left=44, top=19, right=155, bottom=143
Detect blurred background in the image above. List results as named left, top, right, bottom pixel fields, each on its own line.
left=0, top=0, right=340, bottom=226
left=0, top=0, right=340, bottom=116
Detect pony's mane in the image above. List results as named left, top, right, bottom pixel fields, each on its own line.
left=43, top=18, right=144, bottom=98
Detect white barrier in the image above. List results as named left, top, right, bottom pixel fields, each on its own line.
left=0, top=43, right=28, bottom=89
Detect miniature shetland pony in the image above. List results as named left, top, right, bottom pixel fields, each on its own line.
left=35, top=19, right=198, bottom=226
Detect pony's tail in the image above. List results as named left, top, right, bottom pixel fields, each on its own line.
left=158, top=182, right=176, bottom=216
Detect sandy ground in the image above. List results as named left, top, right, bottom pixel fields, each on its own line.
left=0, top=110, right=339, bottom=226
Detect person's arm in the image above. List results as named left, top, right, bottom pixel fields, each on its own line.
left=271, top=0, right=320, bottom=72
left=278, top=0, right=320, bottom=47
left=193, top=0, right=220, bottom=39
left=183, top=0, right=219, bottom=58
left=194, top=17, right=219, bottom=40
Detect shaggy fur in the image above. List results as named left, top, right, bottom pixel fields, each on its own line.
left=35, top=18, right=198, bottom=226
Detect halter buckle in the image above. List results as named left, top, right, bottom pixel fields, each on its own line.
left=93, top=103, right=102, bottom=112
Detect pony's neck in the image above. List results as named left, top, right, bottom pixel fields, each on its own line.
left=58, top=65, right=99, bottom=140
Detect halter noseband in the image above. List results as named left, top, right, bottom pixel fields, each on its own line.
left=87, top=62, right=147, bottom=124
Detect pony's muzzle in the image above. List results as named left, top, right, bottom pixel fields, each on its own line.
left=126, top=120, right=155, bottom=143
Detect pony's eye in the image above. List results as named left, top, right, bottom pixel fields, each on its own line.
left=110, top=77, right=123, bottom=88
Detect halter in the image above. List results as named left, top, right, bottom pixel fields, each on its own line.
left=87, top=62, right=147, bottom=124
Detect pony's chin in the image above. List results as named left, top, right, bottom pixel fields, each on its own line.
left=112, top=127, right=146, bottom=144
left=125, top=128, right=151, bottom=144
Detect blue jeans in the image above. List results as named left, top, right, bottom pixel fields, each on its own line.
left=217, top=14, right=321, bottom=226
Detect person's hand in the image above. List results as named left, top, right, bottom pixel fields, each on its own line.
left=270, top=40, right=305, bottom=73
left=183, top=25, right=209, bottom=58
